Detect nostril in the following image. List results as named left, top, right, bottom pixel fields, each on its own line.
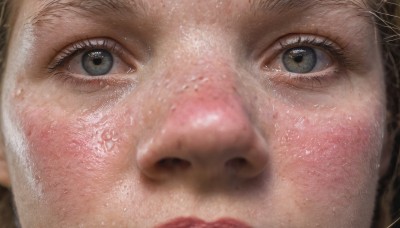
left=226, top=157, right=248, bottom=170
left=156, top=157, right=191, bottom=171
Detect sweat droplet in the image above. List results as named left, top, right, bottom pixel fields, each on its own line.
left=104, top=132, right=112, bottom=140
left=15, top=88, right=23, bottom=97
left=105, top=140, right=114, bottom=150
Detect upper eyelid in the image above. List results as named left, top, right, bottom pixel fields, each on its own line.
left=47, top=38, right=131, bottom=72
left=277, top=35, right=343, bottom=57
left=261, top=34, right=351, bottom=70
left=279, top=36, right=345, bottom=61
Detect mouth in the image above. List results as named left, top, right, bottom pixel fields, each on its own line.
left=155, top=217, right=252, bottom=228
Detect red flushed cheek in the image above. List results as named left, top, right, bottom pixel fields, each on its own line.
left=277, top=111, right=383, bottom=207
left=16, top=105, right=137, bottom=213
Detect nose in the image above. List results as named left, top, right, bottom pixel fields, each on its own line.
left=136, top=83, right=269, bottom=184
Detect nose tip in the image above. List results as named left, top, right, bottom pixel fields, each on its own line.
left=136, top=92, right=268, bottom=183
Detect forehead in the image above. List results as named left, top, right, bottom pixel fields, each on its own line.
left=18, top=0, right=371, bottom=26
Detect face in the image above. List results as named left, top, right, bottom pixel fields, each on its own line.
left=0, top=0, right=386, bottom=227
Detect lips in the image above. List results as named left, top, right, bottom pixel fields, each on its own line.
left=156, top=217, right=251, bottom=228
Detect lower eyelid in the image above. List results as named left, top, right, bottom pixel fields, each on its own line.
left=50, top=71, right=138, bottom=94
left=264, top=66, right=343, bottom=90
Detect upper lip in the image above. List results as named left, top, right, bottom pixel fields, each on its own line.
left=155, top=217, right=252, bottom=228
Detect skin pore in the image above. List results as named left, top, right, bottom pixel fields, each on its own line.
left=0, top=0, right=388, bottom=227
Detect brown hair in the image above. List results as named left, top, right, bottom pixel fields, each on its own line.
left=0, top=1, right=399, bottom=228
left=372, top=0, right=400, bottom=227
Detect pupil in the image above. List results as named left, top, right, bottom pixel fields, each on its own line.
left=293, top=55, right=303, bottom=63
left=93, top=58, right=102, bottom=65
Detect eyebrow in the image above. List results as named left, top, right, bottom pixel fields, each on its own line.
left=30, top=0, right=371, bottom=27
left=30, top=0, right=147, bottom=26
left=251, top=0, right=370, bottom=14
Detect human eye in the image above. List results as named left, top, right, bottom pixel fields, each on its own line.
left=48, top=38, right=137, bottom=92
left=263, top=35, right=349, bottom=90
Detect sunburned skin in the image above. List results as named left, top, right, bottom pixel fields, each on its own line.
left=0, top=0, right=387, bottom=227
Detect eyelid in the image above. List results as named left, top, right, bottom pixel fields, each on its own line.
left=262, top=34, right=349, bottom=70
left=47, top=38, right=136, bottom=73
left=259, top=34, right=350, bottom=90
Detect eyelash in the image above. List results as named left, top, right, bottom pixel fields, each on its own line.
left=47, top=38, right=126, bottom=73
left=264, top=35, right=351, bottom=89
left=278, top=35, right=349, bottom=67
left=48, top=35, right=349, bottom=92
left=46, top=38, right=137, bottom=93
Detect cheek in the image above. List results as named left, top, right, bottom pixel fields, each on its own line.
left=276, top=109, right=383, bottom=209
left=14, top=104, right=138, bottom=213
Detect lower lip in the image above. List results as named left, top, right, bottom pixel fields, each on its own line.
left=156, top=217, right=251, bottom=228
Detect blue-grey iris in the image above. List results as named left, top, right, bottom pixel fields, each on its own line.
left=82, top=49, right=114, bottom=76
left=282, top=47, right=317, bottom=74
